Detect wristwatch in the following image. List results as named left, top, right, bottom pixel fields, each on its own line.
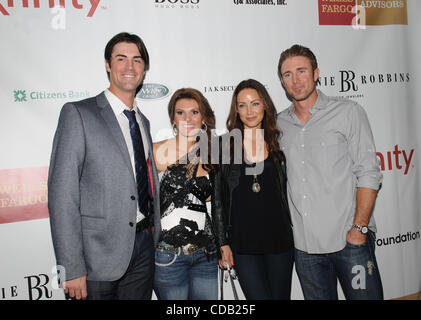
left=352, top=224, right=369, bottom=235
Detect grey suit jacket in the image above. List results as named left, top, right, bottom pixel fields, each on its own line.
left=48, top=91, right=161, bottom=282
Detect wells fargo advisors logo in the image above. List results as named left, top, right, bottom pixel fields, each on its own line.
left=0, top=0, right=102, bottom=17
left=318, top=0, right=408, bottom=26
left=0, top=167, right=49, bottom=224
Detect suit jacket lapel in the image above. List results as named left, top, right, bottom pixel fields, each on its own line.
left=96, top=92, right=134, bottom=175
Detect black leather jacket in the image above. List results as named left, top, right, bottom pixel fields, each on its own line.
left=211, top=149, right=292, bottom=248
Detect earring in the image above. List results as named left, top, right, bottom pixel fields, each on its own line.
left=200, top=122, right=208, bottom=133
left=172, top=123, right=178, bottom=136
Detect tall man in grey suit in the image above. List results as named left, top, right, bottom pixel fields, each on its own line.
left=48, top=32, right=161, bottom=300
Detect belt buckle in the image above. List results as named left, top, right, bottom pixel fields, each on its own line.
left=182, top=243, right=197, bottom=255
left=157, top=242, right=179, bottom=254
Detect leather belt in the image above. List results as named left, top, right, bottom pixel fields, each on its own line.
left=136, top=218, right=150, bottom=233
left=156, top=242, right=205, bottom=255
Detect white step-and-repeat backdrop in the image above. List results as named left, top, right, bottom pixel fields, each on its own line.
left=0, top=0, right=420, bottom=300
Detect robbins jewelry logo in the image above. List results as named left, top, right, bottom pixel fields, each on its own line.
left=0, top=0, right=102, bottom=17
left=1, top=266, right=65, bottom=300
left=137, top=83, right=170, bottom=100
left=317, top=69, right=410, bottom=99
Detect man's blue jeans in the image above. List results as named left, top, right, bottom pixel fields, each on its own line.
left=294, top=231, right=384, bottom=300
left=154, top=243, right=218, bottom=300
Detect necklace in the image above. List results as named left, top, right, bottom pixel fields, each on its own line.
left=252, top=175, right=261, bottom=193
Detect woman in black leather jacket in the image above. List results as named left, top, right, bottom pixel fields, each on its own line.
left=213, top=79, right=294, bottom=300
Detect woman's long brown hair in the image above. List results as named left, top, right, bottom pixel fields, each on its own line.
left=168, top=88, right=216, bottom=171
left=226, top=79, right=283, bottom=162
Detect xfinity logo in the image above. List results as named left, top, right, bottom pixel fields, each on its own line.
left=376, top=145, right=414, bottom=175
left=0, top=0, right=101, bottom=17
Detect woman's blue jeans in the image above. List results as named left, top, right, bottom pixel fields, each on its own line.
left=233, top=248, right=294, bottom=300
left=294, top=231, right=384, bottom=300
left=154, top=243, right=218, bottom=300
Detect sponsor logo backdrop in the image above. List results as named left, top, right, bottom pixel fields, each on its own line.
left=0, top=0, right=420, bottom=300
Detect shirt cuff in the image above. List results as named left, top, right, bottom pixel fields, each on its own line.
left=357, top=174, right=383, bottom=190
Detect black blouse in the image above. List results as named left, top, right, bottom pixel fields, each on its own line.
left=229, top=157, right=293, bottom=254
left=159, top=156, right=215, bottom=249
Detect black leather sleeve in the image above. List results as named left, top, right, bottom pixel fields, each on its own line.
left=211, top=165, right=229, bottom=248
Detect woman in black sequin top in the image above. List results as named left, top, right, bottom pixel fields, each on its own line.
left=152, top=88, right=219, bottom=300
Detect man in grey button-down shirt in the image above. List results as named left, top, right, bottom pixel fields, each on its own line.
left=276, top=44, right=383, bottom=300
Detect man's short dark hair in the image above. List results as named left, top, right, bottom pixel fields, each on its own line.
left=104, top=32, right=150, bottom=79
left=278, top=44, right=318, bottom=80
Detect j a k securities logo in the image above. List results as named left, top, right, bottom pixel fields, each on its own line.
left=0, top=0, right=102, bottom=17
left=318, top=0, right=408, bottom=27
left=316, top=69, right=410, bottom=99
left=203, top=83, right=270, bottom=94
left=13, top=89, right=90, bottom=103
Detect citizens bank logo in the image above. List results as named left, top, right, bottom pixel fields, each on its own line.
left=136, top=83, right=170, bottom=100
left=154, top=0, right=200, bottom=9
left=318, top=0, right=408, bottom=27
left=0, top=0, right=102, bottom=17
left=13, top=89, right=90, bottom=102
left=13, top=90, right=27, bottom=102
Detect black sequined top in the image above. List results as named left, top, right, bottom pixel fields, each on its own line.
left=159, top=155, right=214, bottom=249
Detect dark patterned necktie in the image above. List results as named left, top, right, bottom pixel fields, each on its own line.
left=123, top=110, right=149, bottom=217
